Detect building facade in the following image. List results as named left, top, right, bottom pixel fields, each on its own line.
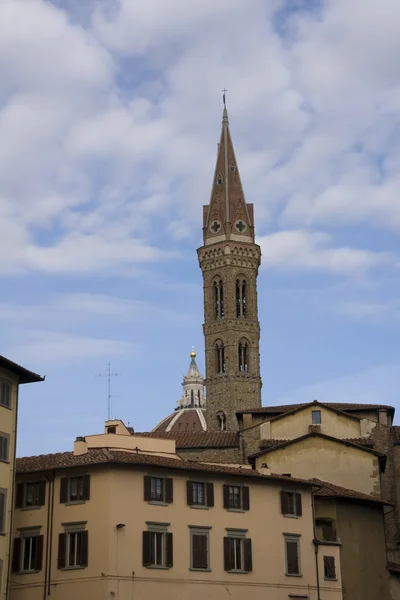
left=0, top=356, right=43, bottom=600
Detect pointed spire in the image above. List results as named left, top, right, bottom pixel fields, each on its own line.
left=203, top=104, right=254, bottom=245
left=176, top=347, right=206, bottom=410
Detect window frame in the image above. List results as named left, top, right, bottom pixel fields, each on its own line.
left=189, top=526, right=211, bottom=572
left=312, top=410, right=322, bottom=425
left=323, top=555, right=337, bottom=580
left=224, top=529, right=252, bottom=573
left=284, top=534, right=301, bottom=577
left=58, top=522, right=88, bottom=570
left=0, top=379, right=11, bottom=409
left=223, top=484, right=250, bottom=512
left=0, top=433, right=9, bottom=463
left=143, top=522, right=172, bottom=569
left=60, top=475, right=90, bottom=505
left=280, top=490, right=302, bottom=517
left=13, top=528, right=43, bottom=574
left=144, top=476, right=173, bottom=505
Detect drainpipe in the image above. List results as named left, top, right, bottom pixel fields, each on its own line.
left=311, top=489, right=321, bottom=600
left=5, top=385, right=19, bottom=600
left=47, top=471, right=55, bottom=596
left=44, top=472, right=55, bottom=599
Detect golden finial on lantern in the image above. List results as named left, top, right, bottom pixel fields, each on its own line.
left=190, top=346, right=196, bottom=359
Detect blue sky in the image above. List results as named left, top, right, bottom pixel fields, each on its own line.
left=1, top=0, right=400, bottom=457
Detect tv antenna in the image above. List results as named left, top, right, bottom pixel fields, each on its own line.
left=97, top=362, right=120, bottom=420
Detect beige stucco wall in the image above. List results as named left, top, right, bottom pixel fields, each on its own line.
left=269, top=406, right=361, bottom=441
left=74, top=432, right=177, bottom=457
left=256, top=436, right=380, bottom=497
left=10, top=464, right=344, bottom=600
left=0, top=369, right=18, bottom=600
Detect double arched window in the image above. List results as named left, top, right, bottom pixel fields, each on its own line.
left=238, top=341, right=248, bottom=372
left=217, top=411, right=226, bottom=431
left=236, top=278, right=247, bottom=318
left=215, top=340, right=226, bottom=374
left=213, top=279, right=224, bottom=319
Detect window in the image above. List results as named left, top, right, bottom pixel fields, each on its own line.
left=187, top=481, right=214, bottom=508
left=144, top=476, right=173, bottom=504
left=236, top=278, right=247, bottom=318
left=58, top=525, right=88, bottom=569
left=217, top=173, right=223, bottom=185
left=217, top=411, right=226, bottom=431
left=12, top=529, right=43, bottom=573
left=285, top=535, right=301, bottom=576
left=16, top=481, right=46, bottom=509
left=190, top=527, right=210, bottom=570
left=213, top=280, right=224, bottom=319
left=312, top=410, right=321, bottom=425
left=224, top=530, right=252, bottom=572
left=0, top=489, right=6, bottom=534
left=0, top=433, right=9, bottom=462
left=238, top=341, right=248, bottom=372
left=0, top=380, right=11, bottom=408
left=223, top=484, right=250, bottom=511
left=190, top=390, right=194, bottom=407
left=316, top=518, right=336, bottom=542
left=216, top=342, right=226, bottom=374
left=324, top=556, right=336, bottom=580
left=230, top=161, right=236, bottom=172
left=143, top=524, right=173, bottom=569
left=60, top=475, right=90, bottom=504
left=280, top=491, right=302, bottom=517
left=107, top=425, right=116, bottom=434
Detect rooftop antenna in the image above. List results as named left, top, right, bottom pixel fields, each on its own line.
left=97, top=362, right=120, bottom=421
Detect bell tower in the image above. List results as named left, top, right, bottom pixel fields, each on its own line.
left=198, top=106, right=262, bottom=431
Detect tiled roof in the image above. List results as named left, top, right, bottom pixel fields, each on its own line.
left=259, top=437, right=374, bottom=450
left=0, top=355, right=44, bottom=384
left=237, top=402, right=394, bottom=415
left=16, top=448, right=313, bottom=487
left=313, top=479, right=391, bottom=506
left=134, top=431, right=239, bottom=449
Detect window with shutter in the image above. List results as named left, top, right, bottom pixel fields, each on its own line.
left=0, top=380, right=11, bottom=408
left=323, top=556, right=336, bottom=580
left=60, top=476, right=90, bottom=504
left=14, top=531, right=43, bottom=573
left=224, top=530, right=252, bottom=573
left=224, top=484, right=250, bottom=511
left=190, top=528, right=210, bottom=570
left=0, top=433, right=9, bottom=462
left=0, top=489, right=6, bottom=534
left=281, top=491, right=302, bottom=517
left=143, top=524, right=172, bottom=568
left=285, top=536, right=301, bottom=576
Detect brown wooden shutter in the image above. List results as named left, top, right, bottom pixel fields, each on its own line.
left=192, top=534, right=208, bottom=569
left=295, top=493, right=302, bottom=516
left=57, top=533, right=66, bottom=569
left=286, top=540, right=299, bottom=575
left=242, top=486, right=250, bottom=510
left=34, top=535, right=44, bottom=571
left=144, top=476, right=152, bottom=501
left=280, top=490, right=287, bottom=514
left=60, top=478, right=68, bottom=504
left=244, top=538, right=252, bottom=572
left=223, top=484, right=230, bottom=509
left=223, top=537, right=233, bottom=571
left=0, top=492, right=5, bottom=532
left=142, top=531, right=152, bottom=566
left=15, top=483, right=24, bottom=509
left=324, top=556, right=336, bottom=579
left=82, top=475, right=90, bottom=501
left=38, top=481, right=46, bottom=507
left=12, top=537, right=22, bottom=573
left=206, top=482, right=214, bottom=507
left=165, top=532, right=173, bottom=568
left=165, top=478, right=173, bottom=503
left=80, top=531, right=88, bottom=567
left=187, top=481, right=194, bottom=505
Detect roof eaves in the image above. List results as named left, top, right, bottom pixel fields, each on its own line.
left=0, top=355, right=44, bottom=384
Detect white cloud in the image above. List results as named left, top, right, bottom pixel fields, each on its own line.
left=336, top=300, right=400, bottom=320
left=258, top=230, right=395, bottom=274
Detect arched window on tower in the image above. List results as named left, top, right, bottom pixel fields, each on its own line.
left=236, top=278, right=247, bottom=318
left=238, top=341, right=248, bottom=372
left=215, top=341, right=226, bottom=374
left=213, top=279, right=224, bottom=319
left=197, top=390, right=200, bottom=404
left=191, top=389, right=194, bottom=407
left=217, top=411, right=226, bottom=431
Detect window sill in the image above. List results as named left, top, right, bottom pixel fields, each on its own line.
left=285, top=573, right=303, bottom=578
left=148, top=501, right=168, bottom=506
left=227, top=569, right=249, bottom=574
left=190, top=505, right=209, bottom=510
left=145, top=565, right=171, bottom=570
left=65, top=501, right=86, bottom=506
left=0, top=459, right=10, bottom=464
left=324, top=577, right=338, bottom=581
left=189, top=568, right=211, bottom=572
left=283, top=514, right=299, bottom=519
left=21, top=506, right=42, bottom=511
left=227, top=508, right=246, bottom=513
left=17, top=570, right=40, bottom=575
left=314, top=539, right=341, bottom=547
left=61, top=566, right=86, bottom=571
left=0, top=404, right=11, bottom=411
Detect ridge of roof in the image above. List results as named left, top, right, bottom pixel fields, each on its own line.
left=0, top=355, right=44, bottom=384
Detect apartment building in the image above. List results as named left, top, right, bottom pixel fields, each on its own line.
left=0, top=356, right=43, bottom=600
left=9, top=420, right=344, bottom=600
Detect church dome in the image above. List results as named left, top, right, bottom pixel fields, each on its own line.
left=152, top=348, right=207, bottom=433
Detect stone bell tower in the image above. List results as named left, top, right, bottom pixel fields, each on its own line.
left=197, top=106, right=262, bottom=431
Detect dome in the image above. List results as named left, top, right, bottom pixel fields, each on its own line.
left=152, top=348, right=207, bottom=433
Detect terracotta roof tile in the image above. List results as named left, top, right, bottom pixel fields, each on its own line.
left=259, top=437, right=374, bottom=450
left=238, top=402, right=394, bottom=415
left=134, top=431, right=239, bottom=449
left=312, top=478, right=391, bottom=506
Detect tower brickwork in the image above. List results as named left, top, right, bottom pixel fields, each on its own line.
left=198, top=108, right=262, bottom=431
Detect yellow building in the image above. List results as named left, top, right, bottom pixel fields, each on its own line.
left=10, top=420, right=347, bottom=600
left=0, top=356, right=43, bottom=600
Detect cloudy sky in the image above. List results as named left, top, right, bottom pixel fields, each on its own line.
left=1, top=0, right=400, bottom=456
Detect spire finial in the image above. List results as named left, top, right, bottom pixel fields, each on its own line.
left=222, top=88, right=227, bottom=107
left=222, top=88, right=229, bottom=124
left=190, top=346, right=196, bottom=359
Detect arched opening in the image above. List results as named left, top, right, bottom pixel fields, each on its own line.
left=216, top=411, right=226, bottom=431
left=238, top=341, right=248, bottom=372
left=191, top=389, right=194, bottom=407
left=213, top=279, right=224, bottom=319
left=215, top=341, right=226, bottom=374
left=197, top=390, right=200, bottom=404
left=236, top=278, right=247, bottom=318
left=315, top=519, right=336, bottom=542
